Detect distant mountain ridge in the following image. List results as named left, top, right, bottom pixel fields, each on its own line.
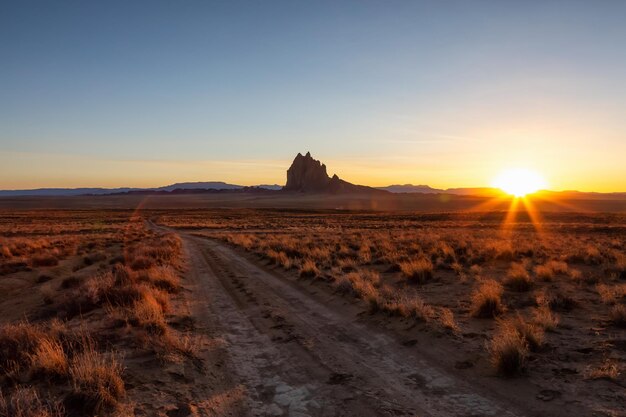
left=1, top=153, right=624, bottom=198
left=376, top=184, right=443, bottom=193
left=0, top=183, right=281, bottom=197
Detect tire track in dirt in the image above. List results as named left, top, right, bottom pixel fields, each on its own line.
left=156, top=223, right=526, bottom=417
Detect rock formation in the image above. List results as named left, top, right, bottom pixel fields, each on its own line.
left=283, top=152, right=387, bottom=194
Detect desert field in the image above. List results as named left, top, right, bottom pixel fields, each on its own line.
left=0, top=210, right=246, bottom=416
left=1, top=206, right=623, bottom=416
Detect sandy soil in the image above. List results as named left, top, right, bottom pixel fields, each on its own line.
left=160, top=223, right=588, bottom=417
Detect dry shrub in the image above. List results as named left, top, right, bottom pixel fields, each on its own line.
left=439, top=308, right=459, bottom=332
left=399, top=258, right=433, bottom=284
left=28, top=338, right=68, bottom=379
left=536, top=290, right=577, bottom=312
left=357, top=244, right=372, bottom=263
left=583, top=245, right=603, bottom=265
left=148, top=265, right=180, bottom=293
left=532, top=305, right=559, bottom=331
left=0, top=322, right=47, bottom=376
left=359, top=269, right=381, bottom=286
left=469, top=264, right=482, bottom=276
left=0, top=386, right=64, bottom=417
left=309, top=246, right=331, bottom=263
left=488, top=322, right=529, bottom=377
left=299, top=259, right=319, bottom=278
left=485, top=241, right=514, bottom=261
left=568, top=245, right=603, bottom=265
left=334, top=270, right=379, bottom=301
left=505, top=263, right=533, bottom=291
left=609, top=305, right=626, bottom=327
left=505, top=315, right=544, bottom=351
left=451, top=263, right=463, bottom=276
left=334, top=275, right=355, bottom=296
left=0, top=245, right=12, bottom=259
left=130, top=292, right=168, bottom=335
left=67, top=346, right=125, bottom=415
left=597, top=283, right=626, bottom=305
left=470, top=280, right=505, bottom=318
left=351, top=278, right=377, bottom=302
left=266, top=250, right=291, bottom=269
left=227, top=234, right=256, bottom=250
left=534, top=265, right=553, bottom=281
left=534, top=260, right=568, bottom=281
left=336, top=258, right=357, bottom=273
left=568, top=268, right=583, bottom=281
left=380, top=291, right=434, bottom=321
left=129, top=255, right=154, bottom=271
left=62, top=270, right=146, bottom=317
left=585, top=359, right=621, bottom=381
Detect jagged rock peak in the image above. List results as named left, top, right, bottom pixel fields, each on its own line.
left=283, top=152, right=388, bottom=195
left=284, top=152, right=331, bottom=192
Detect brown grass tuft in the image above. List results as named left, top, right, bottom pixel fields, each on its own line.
left=487, top=322, right=529, bottom=377
left=0, top=386, right=64, bottom=417
left=534, top=260, right=568, bottom=281
left=28, top=338, right=69, bottom=379
left=584, top=359, right=621, bottom=381
left=68, top=346, right=125, bottom=415
left=148, top=265, right=180, bottom=293
left=439, top=308, right=459, bottom=332
left=506, top=315, right=545, bottom=351
left=0, top=322, right=47, bottom=376
left=299, top=259, right=320, bottom=278
left=505, top=263, right=533, bottom=291
left=470, top=280, right=505, bottom=318
left=532, top=305, right=559, bottom=331
left=399, top=258, right=434, bottom=284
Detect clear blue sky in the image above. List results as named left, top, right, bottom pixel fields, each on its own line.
left=1, top=1, right=625, bottom=190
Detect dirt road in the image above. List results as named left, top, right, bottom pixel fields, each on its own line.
left=161, top=226, right=534, bottom=417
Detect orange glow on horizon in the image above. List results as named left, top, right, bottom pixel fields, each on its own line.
left=492, top=168, right=547, bottom=197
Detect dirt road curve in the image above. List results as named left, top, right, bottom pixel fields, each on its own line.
left=162, top=226, right=528, bottom=417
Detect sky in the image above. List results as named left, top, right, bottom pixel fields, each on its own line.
left=1, top=1, right=625, bottom=192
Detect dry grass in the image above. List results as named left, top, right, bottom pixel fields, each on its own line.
left=129, top=291, right=168, bottom=335
left=505, top=263, right=533, bottom=291
left=584, top=359, right=621, bottom=381
left=28, top=338, right=69, bottom=379
left=597, top=283, right=626, bottom=305
left=439, top=307, right=459, bottom=332
left=334, top=270, right=380, bottom=303
left=266, top=249, right=292, bottom=269
left=506, top=315, right=545, bottom=351
left=378, top=291, right=435, bottom=321
left=0, top=322, right=48, bottom=376
left=534, top=260, right=568, bottom=281
left=0, top=212, right=199, bottom=415
left=470, top=280, right=505, bottom=318
left=532, top=305, right=559, bottom=331
left=0, top=386, right=64, bottom=417
left=147, top=265, right=181, bottom=293
left=488, top=321, right=529, bottom=377
left=399, top=258, right=434, bottom=284
left=299, top=259, right=320, bottom=278
left=68, top=346, right=125, bottom=415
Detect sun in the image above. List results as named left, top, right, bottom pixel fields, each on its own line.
left=492, top=168, right=547, bottom=197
